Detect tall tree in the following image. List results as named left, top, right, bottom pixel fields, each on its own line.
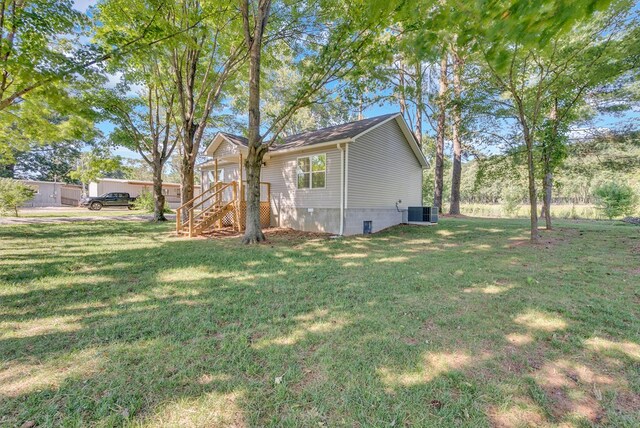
left=239, top=0, right=271, bottom=244
left=536, top=4, right=639, bottom=229
left=238, top=0, right=391, bottom=243
left=433, top=52, right=448, bottom=212
left=449, top=47, right=464, bottom=215
left=168, top=1, right=247, bottom=206
left=94, top=0, right=244, bottom=213
left=102, top=78, right=180, bottom=221
left=14, top=141, right=82, bottom=182
left=472, top=0, right=616, bottom=242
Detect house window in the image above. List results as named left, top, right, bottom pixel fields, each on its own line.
left=297, top=154, right=326, bottom=189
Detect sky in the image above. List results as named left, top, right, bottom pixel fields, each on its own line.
left=73, top=0, right=93, bottom=12
left=72, top=0, right=639, bottom=161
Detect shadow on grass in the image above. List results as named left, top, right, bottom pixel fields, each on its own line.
left=0, top=219, right=638, bottom=426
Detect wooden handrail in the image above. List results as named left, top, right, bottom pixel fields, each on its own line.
left=177, top=179, right=272, bottom=236
left=177, top=182, right=230, bottom=233
left=177, top=181, right=227, bottom=212
left=188, top=181, right=235, bottom=216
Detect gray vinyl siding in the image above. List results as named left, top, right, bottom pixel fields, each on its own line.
left=216, top=163, right=241, bottom=182
left=347, top=119, right=423, bottom=209
left=262, top=146, right=341, bottom=210
left=212, top=140, right=238, bottom=158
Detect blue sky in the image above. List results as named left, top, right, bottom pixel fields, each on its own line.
left=74, top=0, right=639, bottom=160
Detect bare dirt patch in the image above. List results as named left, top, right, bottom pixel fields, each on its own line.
left=487, top=399, right=545, bottom=428
left=531, top=360, right=620, bottom=424
left=201, top=227, right=333, bottom=242
left=506, top=228, right=577, bottom=249
left=617, top=391, right=640, bottom=413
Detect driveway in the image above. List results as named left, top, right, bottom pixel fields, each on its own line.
left=0, top=207, right=175, bottom=224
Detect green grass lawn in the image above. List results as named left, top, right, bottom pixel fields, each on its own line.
left=12, top=208, right=150, bottom=218
left=1, top=218, right=638, bottom=427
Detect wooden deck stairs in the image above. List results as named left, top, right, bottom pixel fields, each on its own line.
left=176, top=181, right=271, bottom=238
left=176, top=182, right=238, bottom=237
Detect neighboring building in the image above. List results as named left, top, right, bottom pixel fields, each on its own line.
left=89, top=178, right=201, bottom=208
left=192, top=113, right=428, bottom=236
left=19, top=180, right=64, bottom=207
left=61, top=184, right=83, bottom=206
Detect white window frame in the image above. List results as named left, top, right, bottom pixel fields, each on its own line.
left=296, top=153, right=326, bottom=189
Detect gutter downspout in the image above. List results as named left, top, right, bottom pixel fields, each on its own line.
left=344, top=142, right=349, bottom=209
left=338, top=143, right=345, bottom=235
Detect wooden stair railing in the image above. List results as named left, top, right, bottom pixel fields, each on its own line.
left=176, top=182, right=223, bottom=234
left=176, top=181, right=237, bottom=237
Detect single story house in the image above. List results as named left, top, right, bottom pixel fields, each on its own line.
left=89, top=178, right=200, bottom=208
left=194, top=113, right=428, bottom=236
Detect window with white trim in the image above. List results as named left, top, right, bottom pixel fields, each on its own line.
left=297, top=154, right=326, bottom=189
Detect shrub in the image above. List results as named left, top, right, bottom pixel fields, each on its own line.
left=593, top=182, right=638, bottom=219
left=132, top=190, right=171, bottom=213
left=0, top=179, right=36, bottom=217
left=500, top=187, right=522, bottom=217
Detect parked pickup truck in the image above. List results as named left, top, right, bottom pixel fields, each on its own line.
left=80, top=192, right=136, bottom=210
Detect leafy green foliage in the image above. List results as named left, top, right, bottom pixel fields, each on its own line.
left=0, top=1, right=100, bottom=161
left=132, top=190, right=170, bottom=213
left=500, top=186, right=522, bottom=216
left=594, top=182, right=638, bottom=219
left=0, top=178, right=36, bottom=216
left=14, top=142, right=82, bottom=183
left=69, top=151, right=125, bottom=194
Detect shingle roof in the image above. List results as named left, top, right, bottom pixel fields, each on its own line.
left=219, top=113, right=399, bottom=151
left=218, top=132, right=248, bottom=147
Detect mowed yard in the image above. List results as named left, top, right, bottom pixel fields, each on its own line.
left=0, top=218, right=638, bottom=427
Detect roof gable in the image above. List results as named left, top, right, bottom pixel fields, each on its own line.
left=204, top=113, right=428, bottom=167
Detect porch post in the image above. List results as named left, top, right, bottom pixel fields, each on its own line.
left=238, top=153, right=243, bottom=200
left=214, top=158, right=221, bottom=229
left=239, top=153, right=244, bottom=231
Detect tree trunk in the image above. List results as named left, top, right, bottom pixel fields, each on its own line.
left=152, top=161, right=167, bottom=222
left=524, top=128, right=539, bottom=243
left=542, top=172, right=552, bottom=229
left=243, top=149, right=265, bottom=244
left=241, top=0, right=271, bottom=244
left=540, top=98, right=557, bottom=230
left=449, top=50, right=463, bottom=215
left=180, top=155, right=195, bottom=206
left=414, top=62, right=423, bottom=145
left=398, top=62, right=407, bottom=115
left=434, top=53, right=448, bottom=213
